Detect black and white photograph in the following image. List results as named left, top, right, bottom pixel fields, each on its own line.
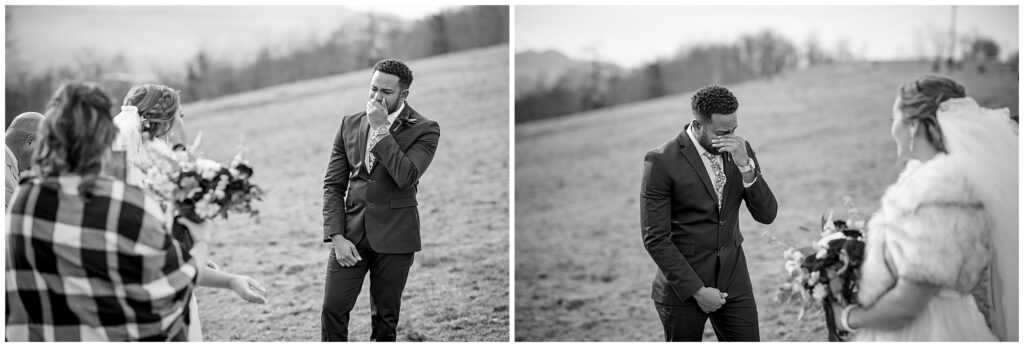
left=515, top=5, right=1018, bottom=342
left=5, top=5, right=509, bottom=342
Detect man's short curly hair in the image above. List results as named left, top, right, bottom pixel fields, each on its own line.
left=373, top=59, right=414, bottom=90
left=691, top=85, right=738, bottom=122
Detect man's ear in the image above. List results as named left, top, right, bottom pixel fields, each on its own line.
left=400, top=89, right=410, bottom=103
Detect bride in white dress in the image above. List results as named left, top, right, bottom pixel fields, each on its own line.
left=831, top=76, right=1017, bottom=341
left=109, top=84, right=269, bottom=342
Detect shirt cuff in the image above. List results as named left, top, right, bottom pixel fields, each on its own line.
left=742, top=175, right=758, bottom=188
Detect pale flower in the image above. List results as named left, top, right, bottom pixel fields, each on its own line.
left=196, top=159, right=222, bottom=180
left=815, top=248, right=829, bottom=259
left=195, top=196, right=221, bottom=219
left=785, top=260, right=798, bottom=276
left=812, top=283, right=828, bottom=301
left=807, top=271, right=821, bottom=286
left=816, top=231, right=845, bottom=250
left=141, top=169, right=175, bottom=199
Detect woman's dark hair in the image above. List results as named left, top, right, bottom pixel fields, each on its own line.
left=123, top=84, right=181, bottom=139
left=34, top=82, right=118, bottom=197
left=898, top=75, right=967, bottom=153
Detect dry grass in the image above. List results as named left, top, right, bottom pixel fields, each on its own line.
left=514, top=62, right=1017, bottom=341
left=177, top=45, right=509, bottom=342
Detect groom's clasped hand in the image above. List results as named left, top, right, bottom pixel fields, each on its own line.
left=694, top=287, right=728, bottom=313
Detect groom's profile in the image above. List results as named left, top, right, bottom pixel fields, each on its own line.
left=640, top=85, right=777, bottom=341
left=321, top=59, right=441, bottom=341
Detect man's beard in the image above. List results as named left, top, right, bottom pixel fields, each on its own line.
left=387, top=99, right=401, bottom=114
left=698, top=132, right=722, bottom=156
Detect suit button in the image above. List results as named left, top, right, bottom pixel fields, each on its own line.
left=719, top=221, right=725, bottom=226
left=368, top=202, right=374, bottom=207
left=368, top=179, right=374, bottom=184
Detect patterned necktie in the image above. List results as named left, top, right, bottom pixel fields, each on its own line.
left=703, top=151, right=726, bottom=208
left=366, top=125, right=386, bottom=171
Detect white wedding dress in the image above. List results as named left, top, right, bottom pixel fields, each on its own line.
left=854, top=97, right=1017, bottom=341
left=112, top=106, right=205, bottom=342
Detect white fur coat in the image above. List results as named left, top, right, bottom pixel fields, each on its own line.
left=857, top=154, right=991, bottom=307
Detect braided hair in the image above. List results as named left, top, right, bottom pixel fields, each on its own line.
left=123, top=84, right=181, bottom=139
left=34, top=82, right=117, bottom=198
left=898, top=75, right=967, bottom=153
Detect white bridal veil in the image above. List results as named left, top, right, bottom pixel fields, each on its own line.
left=937, top=97, right=1018, bottom=341
left=112, top=105, right=147, bottom=186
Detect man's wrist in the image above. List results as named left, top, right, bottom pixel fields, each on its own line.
left=736, top=157, right=754, bottom=173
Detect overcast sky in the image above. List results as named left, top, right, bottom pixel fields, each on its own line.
left=516, top=6, right=1018, bottom=68
left=7, top=5, right=453, bottom=74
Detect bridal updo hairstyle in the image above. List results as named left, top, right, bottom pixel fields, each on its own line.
left=897, top=75, right=966, bottom=153
left=123, top=84, right=181, bottom=139
left=691, top=85, right=739, bottom=123
left=33, top=82, right=117, bottom=197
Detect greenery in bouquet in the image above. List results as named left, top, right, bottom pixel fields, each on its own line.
left=137, top=133, right=263, bottom=223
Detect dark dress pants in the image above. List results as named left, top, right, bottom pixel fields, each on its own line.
left=321, top=235, right=415, bottom=341
left=654, top=290, right=759, bottom=342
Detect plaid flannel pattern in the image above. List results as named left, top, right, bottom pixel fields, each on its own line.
left=6, top=174, right=199, bottom=341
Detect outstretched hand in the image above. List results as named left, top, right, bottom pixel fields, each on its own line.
left=229, top=275, right=268, bottom=304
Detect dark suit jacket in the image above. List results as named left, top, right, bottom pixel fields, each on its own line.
left=640, top=123, right=777, bottom=305
left=323, top=103, right=440, bottom=253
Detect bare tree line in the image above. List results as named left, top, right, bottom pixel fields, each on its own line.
left=516, top=28, right=1013, bottom=124
left=5, top=6, right=509, bottom=127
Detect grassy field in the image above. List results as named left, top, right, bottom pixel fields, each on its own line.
left=175, top=45, right=509, bottom=341
left=514, top=62, right=1018, bottom=341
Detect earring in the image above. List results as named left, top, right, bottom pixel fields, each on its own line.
left=908, top=123, right=918, bottom=153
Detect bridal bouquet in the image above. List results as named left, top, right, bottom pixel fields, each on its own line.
left=774, top=197, right=866, bottom=341
left=137, top=134, right=263, bottom=223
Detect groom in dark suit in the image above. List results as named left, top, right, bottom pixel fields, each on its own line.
left=640, top=85, right=777, bottom=341
left=321, top=59, right=440, bottom=341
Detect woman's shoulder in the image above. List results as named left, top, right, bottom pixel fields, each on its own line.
left=869, top=154, right=991, bottom=290
left=881, top=154, right=978, bottom=213
left=16, top=174, right=166, bottom=224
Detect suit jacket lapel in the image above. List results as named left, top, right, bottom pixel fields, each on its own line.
left=678, top=124, right=719, bottom=207
left=357, top=113, right=370, bottom=172
left=722, top=153, right=740, bottom=206
left=390, top=102, right=414, bottom=134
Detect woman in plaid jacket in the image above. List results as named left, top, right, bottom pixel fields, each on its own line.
left=5, top=82, right=213, bottom=341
